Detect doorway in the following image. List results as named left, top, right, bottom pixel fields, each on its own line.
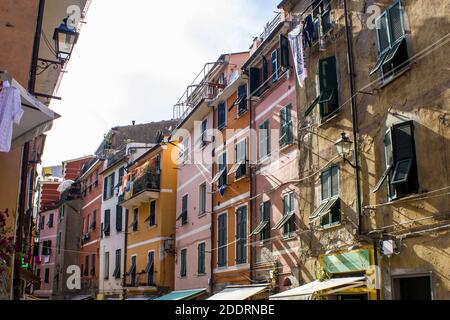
left=392, top=275, right=433, bottom=300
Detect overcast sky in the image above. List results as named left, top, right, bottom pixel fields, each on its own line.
left=41, top=0, right=280, bottom=167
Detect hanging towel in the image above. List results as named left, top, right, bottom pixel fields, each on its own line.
left=288, top=25, right=307, bottom=87
left=0, top=80, right=23, bottom=152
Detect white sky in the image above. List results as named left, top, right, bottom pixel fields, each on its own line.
left=41, top=0, right=280, bottom=167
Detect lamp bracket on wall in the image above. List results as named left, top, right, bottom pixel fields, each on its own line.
left=36, top=58, right=64, bottom=75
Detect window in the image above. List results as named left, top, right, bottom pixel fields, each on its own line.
left=370, top=1, right=408, bottom=80
left=180, top=249, right=187, bottom=277
left=197, top=243, right=206, bottom=275
left=132, top=208, right=138, bottom=232
left=57, top=232, right=61, bottom=255
left=318, top=56, right=339, bottom=119
left=259, top=120, right=270, bottom=159
left=237, top=85, right=248, bottom=115
left=199, top=183, right=207, bottom=215
left=271, top=49, right=279, bottom=82
left=178, top=195, right=188, bottom=225
left=236, top=206, right=247, bottom=264
left=312, top=0, right=332, bottom=38
left=58, top=206, right=64, bottom=222
left=84, top=255, right=89, bottom=277
left=280, top=34, right=290, bottom=69
left=260, top=201, right=271, bottom=241
left=200, top=119, right=208, bottom=147
left=48, top=213, right=54, bottom=228
left=91, top=254, right=96, bottom=276
left=103, top=173, right=115, bottom=200
left=40, top=216, right=45, bottom=230
left=146, top=251, right=154, bottom=285
left=374, top=121, right=418, bottom=199
left=249, top=67, right=261, bottom=97
left=181, top=137, right=190, bottom=164
left=89, top=175, right=93, bottom=193
left=113, top=249, right=121, bottom=279
left=218, top=152, right=227, bottom=188
left=283, top=193, right=296, bottom=236
left=233, top=139, right=247, bottom=179
left=103, top=210, right=111, bottom=236
left=218, top=213, right=227, bottom=267
left=218, top=102, right=226, bottom=129
left=280, top=105, right=294, bottom=147
left=113, top=206, right=121, bottom=231
left=129, top=256, right=136, bottom=286
left=95, top=170, right=99, bottom=187
left=316, top=166, right=341, bottom=227
left=44, top=268, right=49, bottom=284
left=118, top=167, right=125, bottom=187
left=91, top=210, right=96, bottom=230
left=148, top=201, right=156, bottom=226
left=42, top=240, right=52, bottom=256
left=104, top=252, right=110, bottom=280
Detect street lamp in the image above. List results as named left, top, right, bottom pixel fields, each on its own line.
left=53, top=17, right=79, bottom=63
left=335, top=132, right=356, bottom=168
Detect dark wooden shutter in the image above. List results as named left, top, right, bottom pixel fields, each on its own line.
left=280, top=34, right=290, bottom=68
left=103, top=176, right=108, bottom=200
left=116, top=205, right=122, bottom=231
left=249, top=67, right=261, bottom=96
left=262, top=57, right=269, bottom=83
left=318, top=56, right=338, bottom=116
left=118, top=167, right=125, bottom=186
left=391, top=121, right=419, bottom=195
left=109, top=172, right=115, bottom=197
left=218, top=214, right=227, bottom=266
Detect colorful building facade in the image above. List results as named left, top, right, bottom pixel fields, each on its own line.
left=120, top=137, right=178, bottom=299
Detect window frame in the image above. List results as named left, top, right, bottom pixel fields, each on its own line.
left=146, top=250, right=155, bottom=285
left=197, top=242, right=206, bottom=275
left=319, top=166, right=341, bottom=227
left=282, top=192, right=296, bottom=237
left=180, top=248, right=187, bottom=278
left=280, top=104, right=294, bottom=147
left=235, top=204, right=248, bottom=264
left=198, top=182, right=207, bottom=216
left=259, top=120, right=270, bottom=160
left=271, top=49, right=279, bottom=83
left=217, top=212, right=228, bottom=268
left=104, top=251, right=110, bottom=280
left=217, top=101, right=227, bottom=130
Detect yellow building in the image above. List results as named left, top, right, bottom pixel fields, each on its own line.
left=119, top=136, right=178, bottom=299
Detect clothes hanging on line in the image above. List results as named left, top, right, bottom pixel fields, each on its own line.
left=303, top=15, right=315, bottom=48
left=289, top=24, right=307, bottom=87
left=0, top=80, right=23, bottom=153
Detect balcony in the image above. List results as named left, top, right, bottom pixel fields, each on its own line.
left=120, top=169, right=161, bottom=208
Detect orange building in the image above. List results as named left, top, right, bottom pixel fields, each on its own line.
left=120, top=134, right=178, bottom=299
left=207, top=53, right=255, bottom=293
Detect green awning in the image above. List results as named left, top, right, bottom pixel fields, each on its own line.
left=154, top=288, right=207, bottom=300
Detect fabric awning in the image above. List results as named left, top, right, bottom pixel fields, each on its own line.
left=269, top=276, right=367, bottom=300
left=0, top=71, right=60, bottom=147
left=207, top=284, right=270, bottom=300
left=154, top=288, right=207, bottom=300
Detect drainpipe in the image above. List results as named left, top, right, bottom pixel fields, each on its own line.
left=13, top=0, right=46, bottom=300
left=248, top=79, right=255, bottom=283
left=343, top=0, right=363, bottom=236
left=122, top=207, right=129, bottom=300
left=209, top=106, right=216, bottom=295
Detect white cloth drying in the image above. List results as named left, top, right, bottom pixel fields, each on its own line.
left=0, top=80, right=24, bottom=152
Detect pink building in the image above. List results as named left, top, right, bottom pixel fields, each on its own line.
left=244, top=14, right=301, bottom=293
left=34, top=207, right=60, bottom=299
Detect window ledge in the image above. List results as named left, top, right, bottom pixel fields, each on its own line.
left=279, top=143, right=295, bottom=153
left=234, top=175, right=249, bottom=183
left=318, top=222, right=342, bottom=231
left=196, top=273, right=207, bottom=277
left=198, top=212, right=207, bottom=218
left=237, top=109, right=249, bottom=118
left=258, top=240, right=271, bottom=247
left=282, top=234, right=297, bottom=241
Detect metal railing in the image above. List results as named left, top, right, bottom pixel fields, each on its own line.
left=259, top=12, right=283, bottom=42
left=121, top=169, right=161, bottom=203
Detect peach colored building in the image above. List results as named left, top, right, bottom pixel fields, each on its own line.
left=243, top=13, right=301, bottom=293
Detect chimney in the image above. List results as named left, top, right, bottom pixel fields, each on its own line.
left=132, top=120, right=135, bottom=126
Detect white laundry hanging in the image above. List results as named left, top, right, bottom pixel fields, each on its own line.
left=0, top=80, right=24, bottom=152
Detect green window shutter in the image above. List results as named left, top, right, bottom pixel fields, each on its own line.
left=280, top=107, right=287, bottom=146
left=376, top=12, right=390, bottom=53
left=280, top=34, right=290, bottom=68
left=331, top=166, right=339, bottom=197
left=116, top=205, right=122, bottom=232
left=318, top=56, right=338, bottom=117
left=103, top=176, right=108, bottom=200
left=249, top=67, right=261, bottom=96
left=388, top=1, right=404, bottom=44
left=109, top=173, right=115, bottom=197
left=286, top=105, right=293, bottom=144
left=271, top=50, right=278, bottom=82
